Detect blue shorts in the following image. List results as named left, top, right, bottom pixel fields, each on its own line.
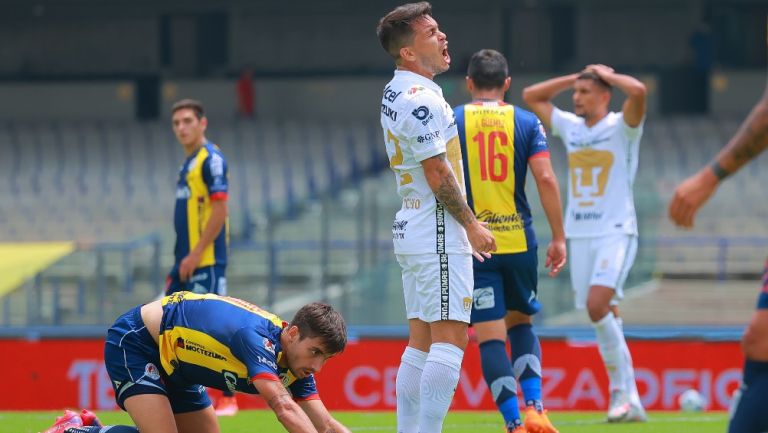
left=470, top=249, right=541, bottom=323
left=104, top=306, right=211, bottom=413
left=165, top=264, right=227, bottom=296
left=728, top=363, right=768, bottom=433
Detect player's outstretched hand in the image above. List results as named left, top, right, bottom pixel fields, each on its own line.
left=668, top=168, right=719, bottom=229
left=545, top=237, right=566, bottom=277
left=467, top=221, right=496, bottom=263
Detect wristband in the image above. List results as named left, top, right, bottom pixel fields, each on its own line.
left=710, top=161, right=730, bottom=181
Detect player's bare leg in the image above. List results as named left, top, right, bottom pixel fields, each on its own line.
left=175, top=406, right=220, bottom=433
left=588, top=285, right=645, bottom=422
left=124, top=394, right=179, bottom=433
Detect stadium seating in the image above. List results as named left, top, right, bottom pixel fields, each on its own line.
left=1, top=115, right=766, bottom=326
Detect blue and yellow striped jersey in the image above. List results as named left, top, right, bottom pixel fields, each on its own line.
left=454, top=102, right=549, bottom=254
left=174, top=142, right=229, bottom=267
left=158, top=292, right=318, bottom=400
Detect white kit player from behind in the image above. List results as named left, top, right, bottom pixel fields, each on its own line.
left=376, top=3, right=496, bottom=433
left=523, top=64, right=648, bottom=422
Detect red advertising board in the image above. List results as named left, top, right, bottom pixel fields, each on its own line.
left=1, top=338, right=743, bottom=411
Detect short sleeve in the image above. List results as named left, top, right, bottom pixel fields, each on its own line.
left=289, top=375, right=319, bottom=401
left=201, top=151, right=229, bottom=200
left=401, top=94, right=448, bottom=162
left=621, top=113, right=645, bottom=141
left=229, top=327, right=280, bottom=382
left=550, top=106, right=579, bottom=138
left=528, top=117, right=550, bottom=160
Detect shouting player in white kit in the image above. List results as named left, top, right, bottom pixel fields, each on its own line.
left=523, top=64, right=648, bottom=422
left=377, top=3, right=496, bottom=433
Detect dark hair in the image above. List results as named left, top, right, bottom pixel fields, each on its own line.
left=290, top=302, right=347, bottom=354
left=171, top=99, right=205, bottom=119
left=377, top=2, right=432, bottom=60
left=467, top=49, right=509, bottom=90
left=576, top=72, right=612, bottom=92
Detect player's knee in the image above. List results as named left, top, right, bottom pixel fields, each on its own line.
left=429, top=321, right=469, bottom=350
left=586, top=300, right=610, bottom=322
left=434, top=332, right=468, bottom=351
left=442, top=331, right=469, bottom=351
left=505, top=312, right=533, bottom=328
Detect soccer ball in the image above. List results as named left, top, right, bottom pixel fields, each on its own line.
left=678, top=389, right=705, bottom=412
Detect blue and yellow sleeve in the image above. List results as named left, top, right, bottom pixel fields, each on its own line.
left=230, top=327, right=280, bottom=382
left=202, top=150, right=229, bottom=201
left=289, top=375, right=320, bottom=401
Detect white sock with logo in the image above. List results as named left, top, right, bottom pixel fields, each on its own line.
left=396, top=346, right=428, bottom=433
left=593, top=312, right=628, bottom=394
left=418, top=343, right=463, bottom=433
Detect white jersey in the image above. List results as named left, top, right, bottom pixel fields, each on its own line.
left=380, top=70, right=471, bottom=255
left=551, top=107, right=643, bottom=238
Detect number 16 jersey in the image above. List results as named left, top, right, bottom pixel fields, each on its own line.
left=379, top=70, right=471, bottom=255
left=454, top=101, right=550, bottom=254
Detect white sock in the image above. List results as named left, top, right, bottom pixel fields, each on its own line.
left=419, top=343, right=463, bottom=433
left=620, top=336, right=642, bottom=406
left=593, top=312, right=628, bottom=393
left=611, top=316, right=642, bottom=405
left=397, top=346, right=428, bottom=433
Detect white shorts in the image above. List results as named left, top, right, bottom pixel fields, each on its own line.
left=396, top=253, right=473, bottom=323
left=568, top=234, right=638, bottom=310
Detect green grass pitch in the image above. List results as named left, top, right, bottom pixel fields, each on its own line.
left=3, top=410, right=728, bottom=433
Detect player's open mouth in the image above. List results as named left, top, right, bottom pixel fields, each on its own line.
left=442, top=45, right=450, bottom=64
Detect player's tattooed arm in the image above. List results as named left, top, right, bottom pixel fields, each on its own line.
left=266, top=391, right=294, bottom=410
left=297, top=399, right=353, bottom=433
left=256, top=379, right=317, bottom=433
left=712, top=90, right=768, bottom=179
left=422, top=153, right=476, bottom=227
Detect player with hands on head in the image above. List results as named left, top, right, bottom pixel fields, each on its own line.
left=523, top=63, right=648, bottom=422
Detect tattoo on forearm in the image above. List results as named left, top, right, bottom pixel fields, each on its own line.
left=723, top=100, right=768, bottom=171
left=267, top=392, right=293, bottom=410
left=432, top=156, right=475, bottom=227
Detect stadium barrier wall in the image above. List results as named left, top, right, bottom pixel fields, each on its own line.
left=1, top=338, right=741, bottom=411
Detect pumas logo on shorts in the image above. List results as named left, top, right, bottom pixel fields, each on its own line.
left=144, top=363, right=160, bottom=380
left=463, top=297, right=472, bottom=312
left=473, top=287, right=494, bottom=310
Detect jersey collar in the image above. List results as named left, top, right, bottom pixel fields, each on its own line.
left=394, top=69, right=443, bottom=97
